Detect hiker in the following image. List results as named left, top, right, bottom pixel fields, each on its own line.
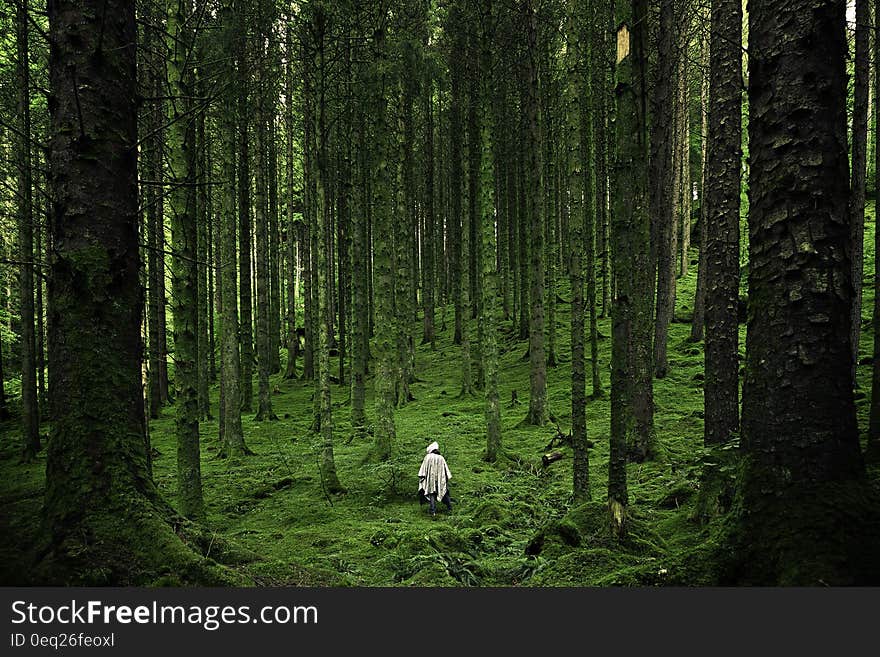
left=418, top=441, right=452, bottom=517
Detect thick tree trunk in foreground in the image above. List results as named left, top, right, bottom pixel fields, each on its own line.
left=736, top=0, right=872, bottom=584
left=43, top=0, right=222, bottom=584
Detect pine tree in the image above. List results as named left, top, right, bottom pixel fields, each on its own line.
left=16, top=0, right=40, bottom=461
left=737, top=0, right=867, bottom=584
left=166, top=0, right=203, bottom=518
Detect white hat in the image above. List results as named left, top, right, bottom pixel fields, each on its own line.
left=426, top=441, right=439, bottom=454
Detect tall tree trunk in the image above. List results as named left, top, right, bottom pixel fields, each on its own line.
left=269, top=120, right=282, bottom=375
left=196, top=65, right=212, bottom=422
left=370, top=23, right=397, bottom=462
left=422, top=71, right=437, bottom=347
left=690, top=16, right=710, bottom=343
left=737, top=0, right=867, bottom=584
left=44, top=0, right=217, bottom=583
left=479, top=0, right=501, bottom=463
left=146, top=9, right=163, bottom=419
left=523, top=0, right=547, bottom=426
left=651, top=0, right=678, bottom=380
left=678, top=35, right=692, bottom=279
left=302, top=53, right=315, bottom=381
left=870, top=0, right=880, bottom=454
left=518, top=125, right=530, bottom=341
left=312, top=5, right=343, bottom=490
left=397, top=78, right=416, bottom=404
left=237, top=0, right=254, bottom=411
left=567, top=2, right=589, bottom=500
left=851, top=0, right=870, bottom=381
left=284, top=25, right=299, bottom=381
left=219, top=0, right=251, bottom=460
left=17, top=0, right=40, bottom=461
left=610, top=0, right=652, bottom=527
left=450, top=7, right=465, bottom=347
left=253, top=5, right=276, bottom=423
left=351, top=110, right=369, bottom=431
left=703, top=0, right=741, bottom=450
left=166, top=0, right=203, bottom=519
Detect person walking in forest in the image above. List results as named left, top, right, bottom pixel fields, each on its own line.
left=418, top=441, right=452, bottom=517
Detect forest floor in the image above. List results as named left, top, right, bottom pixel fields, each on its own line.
left=3, top=207, right=880, bottom=586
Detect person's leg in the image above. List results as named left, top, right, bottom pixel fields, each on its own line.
left=428, top=493, right=437, bottom=515
left=442, top=491, right=452, bottom=511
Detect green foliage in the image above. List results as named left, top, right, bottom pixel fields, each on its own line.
left=3, top=207, right=880, bottom=585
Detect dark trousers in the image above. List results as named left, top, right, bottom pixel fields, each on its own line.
left=428, top=491, right=452, bottom=514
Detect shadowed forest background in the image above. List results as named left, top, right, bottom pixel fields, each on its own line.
left=1, top=0, right=880, bottom=586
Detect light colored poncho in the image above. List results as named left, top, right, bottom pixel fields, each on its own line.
left=418, top=452, right=451, bottom=500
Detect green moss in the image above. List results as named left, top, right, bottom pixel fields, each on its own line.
left=3, top=206, right=880, bottom=585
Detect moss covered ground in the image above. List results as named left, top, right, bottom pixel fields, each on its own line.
left=2, top=206, right=880, bottom=586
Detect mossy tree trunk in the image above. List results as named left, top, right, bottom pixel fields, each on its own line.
left=370, top=22, right=396, bottom=462
left=397, top=67, right=417, bottom=405
left=523, top=0, right=547, bottom=426
left=610, top=0, right=652, bottom=522
left=196, top=59, right=212, bottom=422
left=870, top=0, right=880, bottom=456
left=283, top=24, right=299, bottom=382
left=690, top=14, right=710, bottom=344
left=166, top=0, right=203, bottom=519
left=237, top=0, right=254, bottom=412
left=44, top=0, right=218, bottom=583
left=219, top=0, right=250, bottom=460
left=351, top=104, right=369, bottom=432
left=566, top=0, right=589, bottom=500
left=449, top=2, right=465, bottom=347
left=422, top=62, right=437, bottom=348
left=479, top=0, right=501, bottom=463
left=145, top=6, right=164, bottom=419
left=651, top=0, right=678, bottom=381
left=16, top=0, right=40, bottom=461
left=703, top=0, right=741, bottom=450
left=850, top=0, right=870, bottom=381
left=737, top=0, right=868, bottom=584
left=253, top=0, right=277, bottom=423
left=311, top=4, right=343, bottom=491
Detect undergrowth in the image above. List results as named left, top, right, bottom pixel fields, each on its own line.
left=2, top=206, right=879, bottom=586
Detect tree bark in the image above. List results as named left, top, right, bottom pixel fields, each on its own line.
left=690, top=16, right=710, bottom=343
left=370, top=23, right=397, bottom=461
left=850, top=0, right=870, bottom=381
left=44, top=0, right=220, bottom=583
left=523, top=0, right=547, bottom=426
left=166, top=0, right=204, bottom=519
left=704, top=0, right=741, bottom=449
left=237, top=0, right=254, bottom=411
left=738, top=0, right=868, bottom=584
left=651, top=0, right=678, bottom=381
left=16, top=0, right=40, bottom=461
